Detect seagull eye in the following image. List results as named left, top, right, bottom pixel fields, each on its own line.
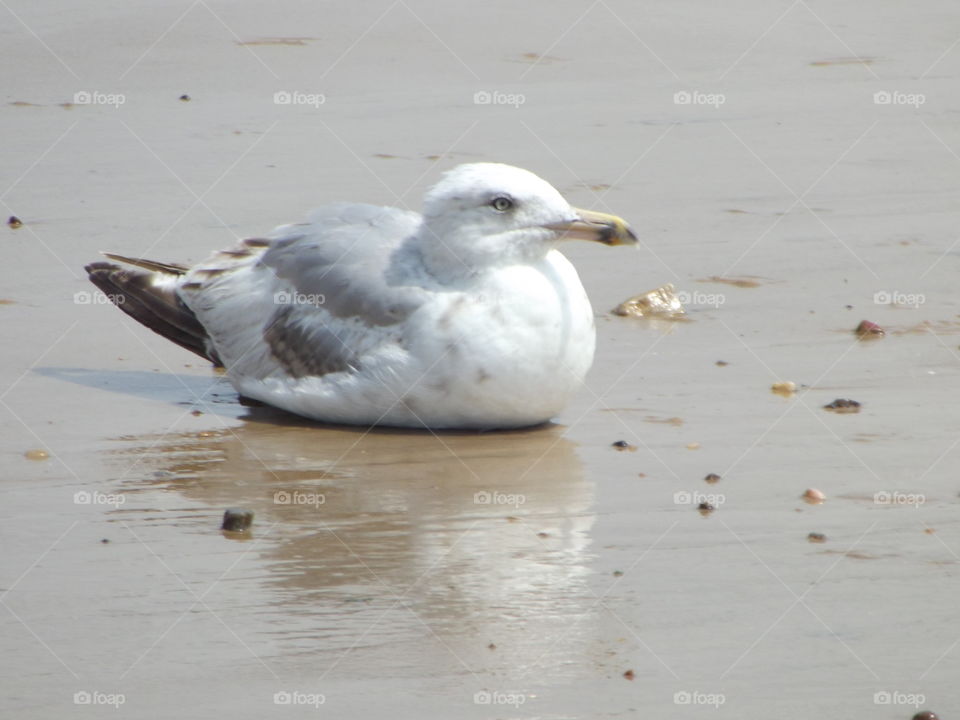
left=490, top=196, right=514, bottom=212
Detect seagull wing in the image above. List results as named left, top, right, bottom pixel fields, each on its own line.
left=179, top=203, right=431, bottom=380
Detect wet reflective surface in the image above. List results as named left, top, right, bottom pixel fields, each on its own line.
left=110, top=415, right=598, bottom=680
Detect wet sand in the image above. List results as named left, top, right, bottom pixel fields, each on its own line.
left=3, top=1, right=959, bottom=717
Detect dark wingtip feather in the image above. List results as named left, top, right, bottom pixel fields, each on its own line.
left=99, top=253, right=189, bottom=275
left=84, top=261, right=221, bottom=366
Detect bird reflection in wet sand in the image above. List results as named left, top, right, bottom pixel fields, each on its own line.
left=111, top=413, right=598, bottom=679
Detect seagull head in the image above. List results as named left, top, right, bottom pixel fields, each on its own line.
left=418, top=162, right=636, bottom=278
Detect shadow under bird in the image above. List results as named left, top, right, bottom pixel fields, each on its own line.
left=86, top=163, right=636, bottom=430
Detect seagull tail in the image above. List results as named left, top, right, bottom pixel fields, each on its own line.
left=84, top=259, right=223, bottom=366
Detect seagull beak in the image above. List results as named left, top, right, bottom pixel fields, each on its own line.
left=543, top=208, right=638, bottom=246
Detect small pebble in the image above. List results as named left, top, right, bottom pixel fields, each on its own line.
left=623, top=669, right=635, bottom=680
left=7, top=215, right=23, bottom=229
left=100, top=538, right=110, bottom=544
left=824, top=398, right=861, bottom=413
left=613, top=570, right=624, bottom=577
left=704, top=473, right=721, bottom=484
left=697, top=502, right=715, bottom=515
left=191, top=409, right=203, bottom=416
left=221, top=508, right=254, bottom=532
left=179, top=94, right=191, bottom=101
left=611, top=440, right=636, bottom=451
left=807, top=532, right=826, bottom=543
left=855, top=319, right=885, bottom=338
left=24, top=449, right=49, bottom=461
left=487, top=643, right=496, bottom=650
left=686, top=442, right=701, bottom=450
left=536, top=532, right=549, bottom=538
left=912, top=713, right=938, bottom=720
left=803, top=488, right=826, bottom=504
left=715, top=360, right=729, bottom=367
left=771, top=380, right=797, bottom=396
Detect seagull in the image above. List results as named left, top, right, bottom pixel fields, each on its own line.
left=86, top=163, right=636, bottom=430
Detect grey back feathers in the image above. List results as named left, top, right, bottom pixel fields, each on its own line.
left=253, top=204, right=428, bottom=377
left=259, top=203, right=427, bottom=327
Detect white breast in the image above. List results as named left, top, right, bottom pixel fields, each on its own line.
left=380, top=249, right=597, bottom=428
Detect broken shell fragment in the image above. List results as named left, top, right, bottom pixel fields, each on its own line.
left=771, top=381, right=797, bottom=396
left=24, top=449, right=49, bottom=461
left=855, top=319, right=885, bottom=338
left=824, top=398, right=861, bottom=413
left=613, top=283, right=685, bottom=317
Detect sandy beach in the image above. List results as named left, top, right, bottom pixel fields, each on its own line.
left=2, top=1, right=959, bottom=717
